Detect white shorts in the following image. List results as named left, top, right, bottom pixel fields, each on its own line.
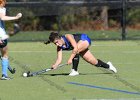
left=0, top=28, right=9, bottom=40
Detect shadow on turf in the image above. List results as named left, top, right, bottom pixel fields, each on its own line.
left=40, top=72, right=112, bottom=76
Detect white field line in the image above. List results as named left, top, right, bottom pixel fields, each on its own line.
left=9, top=44, right=140, bottom=53
left=91, top=44, right=138, bottom=47
left=79, top=63, right=134, bottom=65
left=47, top=43, right=138, bottom=47
left=9, top=50, right=140, bottom=53
left=123, top=51, right=140, bottom=53
left=9, top=50, right=56, bottom=53
left=9, top=43, right=139, bottom=53
left=72, top=98, right=140, bottom=100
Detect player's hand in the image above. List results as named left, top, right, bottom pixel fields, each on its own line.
left=16, top=13, right=22, bottom=19
left=67, top=59, right=72, bottom=65
left=0, top=40, right=4, bottom=45
left=0, top=40, right=3, bottom=45
left=51, top=64, right=58, bottom=70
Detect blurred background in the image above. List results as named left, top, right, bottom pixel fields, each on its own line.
left=5, top=0, right=140, bottom=41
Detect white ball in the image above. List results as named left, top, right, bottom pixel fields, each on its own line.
left=17, top=13, right=22, bottom=18
left=23, top=73, right=27, bottom=77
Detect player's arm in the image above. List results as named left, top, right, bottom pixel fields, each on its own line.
left=65, top=34, right=78, bottom=64
left=52, top=46, right=63, bottom=69
left=0, top=13, right=22, bottom=21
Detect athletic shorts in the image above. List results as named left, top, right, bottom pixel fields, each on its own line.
left=0, top=40, right=8, bottom=48
left=81, top=34, right=91, bottom=45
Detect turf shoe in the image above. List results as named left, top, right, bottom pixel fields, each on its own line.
left=107, top=61, right=117, bottom=73
left=69, top=69, right=79, bottom=76
left=1, top=74, right=11, bottom=80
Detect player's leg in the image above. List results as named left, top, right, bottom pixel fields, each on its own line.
left=77, top=40, right=117, bottom=73
left=69, top=54, right=80, bottom=76
left=80, top=49, right=117, bottom=73
left=0, top=45, right=11, bottom=80
left=79, top=49, right=98, bottom=65
left=0, top=40, right=16, bottom=80
left=72, top=54, right=80, bottom=71
left=69, top=40, right=89, bottom=76
left=0, top=55, right=16, bottom=74
left=77, top=40, right=109, bottom=68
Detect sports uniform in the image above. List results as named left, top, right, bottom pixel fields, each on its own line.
left=60, top=34, right=91, bottom=76
left=0, top=7, right=8, bottom=48
left=48, top=32, right=117, bottom=76
left=0, top=7, right=15, bottom=80
left=61, top=33, right=91, bottom=50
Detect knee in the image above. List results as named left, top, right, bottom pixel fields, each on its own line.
left=1, top=56, right=8, bottom=60
left=1, top=55, right=8, bottom=59
left=1, top=51, right=8, bottom=58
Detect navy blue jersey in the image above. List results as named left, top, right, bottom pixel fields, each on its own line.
left=60, top=34, right=91, bottom=51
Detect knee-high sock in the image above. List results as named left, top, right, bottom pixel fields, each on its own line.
left=72, top=54, right=80, bottom=71
left=1, top=57, right=9, bottom=76
left=95, top=59, right=109, bottom=69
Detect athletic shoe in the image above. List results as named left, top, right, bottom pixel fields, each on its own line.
left=69, top=69, right=79, bottom=76
left=107, top=61, right=117, bottom=73
left=9, top=68, right=16, bottom=74
left=1, top=74, right=11, bottom=80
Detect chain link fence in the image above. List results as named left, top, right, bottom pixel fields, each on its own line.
left=5, top=0, right=140, bottom=41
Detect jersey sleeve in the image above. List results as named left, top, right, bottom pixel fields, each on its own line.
left=0, top=7, right=6, bottom=14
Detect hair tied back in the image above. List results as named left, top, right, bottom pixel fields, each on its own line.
left=44, top=40, right=50, bottom=45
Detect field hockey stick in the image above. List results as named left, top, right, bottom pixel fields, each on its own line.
left=26, top=63, right=68, bottom=77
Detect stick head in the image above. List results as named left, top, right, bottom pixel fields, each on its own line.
left=26, top=71, right=33, bottom=77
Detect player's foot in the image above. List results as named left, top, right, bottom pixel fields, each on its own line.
left=9, top=68, right=16, bottom=74
left=1, top=74, right=11, bottom=80
left=107, top=61, right=117, bottom=73
left=69, top=69, right=79, bottom=76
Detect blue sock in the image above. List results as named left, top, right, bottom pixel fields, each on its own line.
left=1, top=57, right=9, bottom=76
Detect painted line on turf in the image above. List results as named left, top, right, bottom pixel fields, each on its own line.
left=98, top=68, right=140, bottom=93
left=79, top=63, right=135, bottom=65
left=75, top=63, right=140, bottom=93
left=9, top=50, right=140, bottom=54
left=9, top=50, right=56, bottom=53
left=69, top=98, right=140, bottom=100
left=70, top=98, right=140, bottom=100
left=68, top=82, right=140, bottom=96
left=91, top=44, right=138, bottom=47
left=8, top=56, right=67, bottom=93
